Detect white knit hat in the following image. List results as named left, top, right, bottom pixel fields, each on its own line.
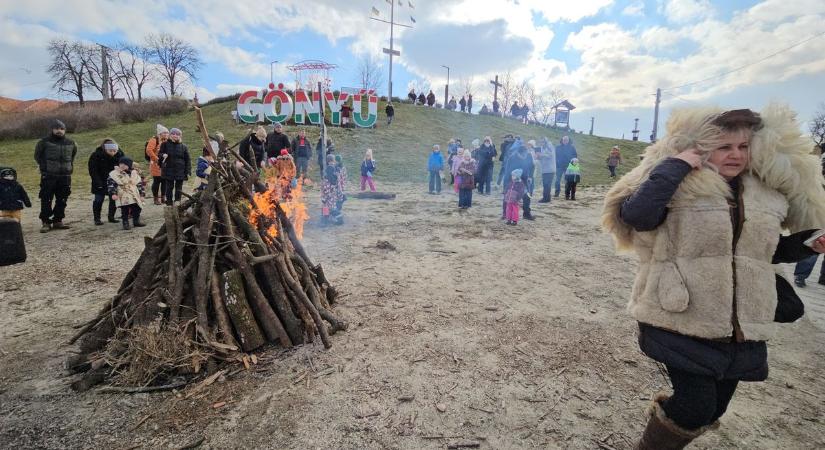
left=157, top=124, right=169, bottom=135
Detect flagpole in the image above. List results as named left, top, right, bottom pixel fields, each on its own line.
left=389, top=0, right=395, bottom=101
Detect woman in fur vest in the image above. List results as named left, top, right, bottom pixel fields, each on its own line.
left=603, top=105, right=825, bottom=449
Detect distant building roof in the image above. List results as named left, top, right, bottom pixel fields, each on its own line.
left=0, top=96, right=64, bottom=113
left=552, top=100, right=576, bottom=111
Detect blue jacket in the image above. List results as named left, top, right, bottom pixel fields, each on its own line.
left=502, top=142, right=534, bottom=187
left=555, top=139, right=578, bottom=171
left=427, top=152, right=444, bottom=171
left=361, top=159, right=376, bottom=177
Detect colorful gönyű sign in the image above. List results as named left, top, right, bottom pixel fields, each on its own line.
left=236, top=83, right=378, bottom=128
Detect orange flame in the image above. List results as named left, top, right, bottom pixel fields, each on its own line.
left=249, top=168, right=309, bottom=240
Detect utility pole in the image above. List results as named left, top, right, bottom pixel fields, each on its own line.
left=100, top=44, right=110, bottom=101
left=651, top=88, right=661, bottom=142
left=589, top=117, right=594, bottom=135
left=442, top=65, right=450, bottom=108
left=319, top=81, right=326, bottom=177
left=270, top=60, right=278, bottom=85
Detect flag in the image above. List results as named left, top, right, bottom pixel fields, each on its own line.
left=371, top=6, right=380, bottom=16
left=408, top=1, right=415, bottom=8
left=410, top=15, right=416, bottom=23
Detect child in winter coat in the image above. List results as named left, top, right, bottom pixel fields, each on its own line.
left=196, top=147, right=215, bottom=191
left=606, top=146, right=622, bottom=178
left=564, top=158, right=582, bottom=200
left=504, top=169, right=526, bottom=225
left=108, top=157, right=146, bottom=230
left=451, top=148, right=465, bottom=193
left=0, top=167, right=32, bottom=222
left=360, top=149, right=377, bottom=192
left=427, top=144, right=444, bottom=194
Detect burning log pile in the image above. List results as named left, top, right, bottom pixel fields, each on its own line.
left=66, top=109, right=346, bottom=391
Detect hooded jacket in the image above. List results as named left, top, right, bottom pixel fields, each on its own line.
left=34, top=133, right=77, bottom=177
left=602, top=104, right=825, bottom=342
left=158, top=140, right=191, bottom=180
left=88, top=145, right=125, bottom=195
left=107, top=168, right=145, bottom=207
left=239, top=134, right=266, bottom=168
left=0, top=168, right=31, bottom=211
left=503, top=142, right=535, bottom=187
left=428, top=152, right=444, bottom=171
left=555, top=138, right=577, bottom=172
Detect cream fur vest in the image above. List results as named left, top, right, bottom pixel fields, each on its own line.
left=629, top=174, right=785, bottom=340
left=603, top=103, right=825, bottom=341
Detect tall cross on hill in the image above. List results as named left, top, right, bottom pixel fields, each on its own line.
left=490, top=75, right=502, bottom=105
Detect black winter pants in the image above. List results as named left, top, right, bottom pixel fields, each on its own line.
left=39, top=175, right=71, bottom=223
left=93, top=193, right=117, bottom=220
left=164, top=179, right=184, bottom=205
left=151, top=176, right=164, bottom=198
left=120, top=204, right=142, bottom=225
left=565, top=181, right=578, bottom=199
left=458, top=188, right=473, bottom=208
left=663, top=366, right=739, bottom=430
left=541, top=172, right=554, bottom=201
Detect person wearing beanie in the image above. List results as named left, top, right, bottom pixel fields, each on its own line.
left=158, top=128, right=190, bottom=205
left=504, top=168, right=526, bottom=225
left=107, top=156, right=146, bottom=230
left=88, top=138, right=125, bottom=225
left=34, top=118, right=77, bottom=232
left=145, top=124, right=170, bottom=205
left=239, top=126, right=267, bottom=170
left=0, top=167, right=32, bottom=223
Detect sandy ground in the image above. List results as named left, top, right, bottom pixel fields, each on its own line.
left=1, top=182, right=825, bottom=449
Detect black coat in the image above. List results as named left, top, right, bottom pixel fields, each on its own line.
left=477, top=144, right=497, bottom=168
left=622, top=157, right=816, bottom=380
left=239, top=134, right=266, bottom=168
left=158, top=141, right=191, bottom=181
left=0, top=179, right=31, bottom=211
left=88, top=147, right=125, bottom=195
left=34, top=134, right=77, bottom=177
left=499, top=137, right=515, bottom=162
left=291, top=135, right=312, bottom=159
left=266, top=131, right=291, bottom=159
left=385, top=104, right=395, bottom=117
left=426, top=93, right=435, bottom=106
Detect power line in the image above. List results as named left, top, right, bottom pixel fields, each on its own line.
left=661, top=30, right=825, bottom=92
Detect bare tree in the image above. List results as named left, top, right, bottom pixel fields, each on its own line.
left=145, top=33, right=201, bottom=98
left=356, top=55, right=384, bottom=93
left=523, top=83, right=552, bottom=125
left=112, top=43, right=154, bottom=102
left=810, top=103, right=825, bottom=149
left=83, top=44, right=119, bottom=100
left=460, top=76, right=475, bottom=97
left=46, top=39, right=87, bottom=105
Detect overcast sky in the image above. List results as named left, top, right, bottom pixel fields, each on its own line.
left=1, top=0, right=824, bottom=141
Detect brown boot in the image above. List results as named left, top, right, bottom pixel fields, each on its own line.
left=635, top=393, right=718, bottom=450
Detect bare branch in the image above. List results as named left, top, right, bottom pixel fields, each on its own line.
left=145, top=33, right=202, bottom=98
left=810, top=103, right=825, bottom=147
left=46, top=39, right=86, bottom=104
left=356, top=55, right=384, bottom=92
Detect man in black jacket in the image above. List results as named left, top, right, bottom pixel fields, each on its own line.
left=265, top=123, right=291, bottom=159
left=476, top=136, right=497, bottom=195
left=34, top=119, right=77, bottom=232
left=385, top=102, right=395, bottom=125
left=291, top=129, right=312, bottom=181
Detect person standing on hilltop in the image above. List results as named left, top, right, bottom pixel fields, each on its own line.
left=603, top=106, right=825, bottom=449
left=418, top=92, right=426, bottom=105
left=554, top=135, right=577, bottom=197
left=408, top=89, right=416, bottom=103
left=34, top=119, right=76, bottom=232
left=88, top=138, right=124, bottom=225
left=266, top=122, right=291, bottom=159
left=459, top=96, right=467, bottom=113
left=427, top=90, right=436, bottom=107
left=144, top=124, right=169, bottom=205
left=467, top=94, right=473, bottom=114
left=385, top=102, right=395, bottom=126
left=492, top=99, right=500, bottom=115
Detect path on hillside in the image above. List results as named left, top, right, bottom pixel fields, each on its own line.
left=1, top=184, right=824, bottom=449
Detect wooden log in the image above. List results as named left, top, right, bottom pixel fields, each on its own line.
left=192, top=171, right=219, bottom=337
left=220, top=269, right=265, bottom=352
left=165, top=206, right=184, bottom=322
left=275, top=254, right=331, bottom=349
left=229, top=207, right=304, bottom=345
left=291, top=256, right=347, bottom=333
left=210, top=268, right=239, bottom=349
left=312, top=264, right=339, bottom=305
left=352, top=191, right=396, bottom=200
left=275, top=203, right=314, bottom=267
left=214, top=183, right=292, bottom=347
left=129, top=237, right=163, bottom=325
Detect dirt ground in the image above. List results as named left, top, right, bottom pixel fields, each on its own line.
left=2, top=182, right=824, bottom=449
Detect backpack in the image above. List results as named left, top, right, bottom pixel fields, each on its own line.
left=144, top=137, right=158, bottom=162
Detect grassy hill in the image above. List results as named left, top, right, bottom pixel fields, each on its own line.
left=0, top=100, right=648, bottom=193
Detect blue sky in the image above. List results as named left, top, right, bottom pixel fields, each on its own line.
left=1, top=0, right=824, bottom=141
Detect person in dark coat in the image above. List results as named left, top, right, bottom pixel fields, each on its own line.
left=291, top=129, right=312, bottom=181
left=554, top=135, right=577, bottom=197
left=385, top=102, right=395, bottom=125
left=476, top=136, right=497, bottom=195
left=417, top=93, right=426, bottom=105
left=157, top=128, right=191, bottom=205
left=407, top=89, right=416, bottom=103
left=501, top=139, right=534, bottom=220
left=239, top=126, right=267, bottom=169
left=426, top=90, right=436, bottom=107
left=265, top=122, right=291, bottom=159
left=604, top=107, right=825, bottom=449
left=0, top=167, right=31, bottom=222
left=88, top=138, right=125, bottom=225
left=34, top=119, right=77, bottom=232
left=492, top=99, right=500, bottom=114
left=510, top=102, right=519, bottom=118
left=459, top=96, right=467, bottom=113
left=496, top=134, right=516, bottom=186
left=467, top=94, right=473, bottom=114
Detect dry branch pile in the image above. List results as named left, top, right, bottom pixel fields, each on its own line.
left=66, top=109, right=346, bottom=391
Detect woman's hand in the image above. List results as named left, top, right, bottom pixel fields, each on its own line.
left=811, top=235, right=825, bottom=253
left=673, top=148, right=703, bottom=169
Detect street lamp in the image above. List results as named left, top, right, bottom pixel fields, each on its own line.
left=270, top=60, right=279, bottom=84
left=441, top=65, right=450, bottom=108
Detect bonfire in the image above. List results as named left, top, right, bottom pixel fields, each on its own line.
left=66, top=109, right=346, bottom=391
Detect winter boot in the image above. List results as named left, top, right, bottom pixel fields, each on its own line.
left=635, top=394, right=718, bottom=450
left=107, top=210, right=118, bottom=223
left=40, top=222, right=51, bottom=233
left=93, top=203, right=103, bottom=226
left=51, top=221, right=70, bottom=230
left=132, top=209, right=146, bottom=227
left=153, top=196, right=162, bottom=205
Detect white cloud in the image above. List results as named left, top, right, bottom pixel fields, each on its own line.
left=622, top=1, right=645, bottom=17
left=662, top=0, right=714, bottom=23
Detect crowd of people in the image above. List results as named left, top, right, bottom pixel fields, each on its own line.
left=424, top=133, right=588, bottom=224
